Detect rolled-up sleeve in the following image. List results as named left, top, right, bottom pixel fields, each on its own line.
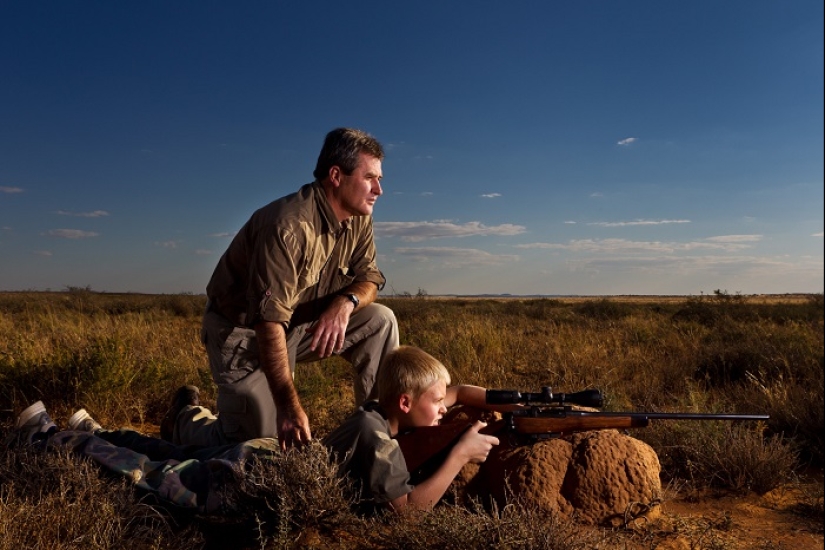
left=348, top=217, right=386, bottom=289
left=246, top=226, right=306, bottom=326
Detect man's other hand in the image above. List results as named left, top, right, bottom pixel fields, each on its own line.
left=307, top=296, right=354, bottom=358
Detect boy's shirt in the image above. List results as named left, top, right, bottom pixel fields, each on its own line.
left=322, top=401, right=413, bottom=512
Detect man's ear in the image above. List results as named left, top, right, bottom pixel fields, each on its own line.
left=398, top=393, right=413, bottom=414
left=328, top=165, right=342, bottom=187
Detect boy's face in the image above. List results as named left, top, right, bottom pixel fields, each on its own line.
left=407, top=379, right=448, bottom=427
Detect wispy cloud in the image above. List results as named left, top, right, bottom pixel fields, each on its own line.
left=589, top=219, right=691, bottom=227
left=57, top=210, right=110, bottom=218
left=195, top=249, right=212, bottom=255
left=480, top=193, right=501, bottom=198
left=565, top=254, right=819, bottom=278
left=563, top=221, right=576, bottom=225
left=589, top=192, right=604, bottom=198
left=813, top=232, right=824, bottom=238
left=34, top=250, right=52, bottom=256
left=395, top=246, right=519, bottom=266
left=617, top=137, right=637, bottom=146
left=1, top=186, right=24, bottom=194
left=704, top=235, right=762, bottom=243
left=208, top=232, right=236, bottom=238
left=155, top=240, right=180, bottom=249
left=46, top=229, right=99, bottom=239
left=375, top=220, right=526, bottom=242
left=514, top=235, right=762, bottom=253
left=391, top=191, right=434, bottom=196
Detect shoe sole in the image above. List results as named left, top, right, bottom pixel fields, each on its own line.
left=68, top=409, right=91, bottom=430
left=16, top=401, right=47, bottom=428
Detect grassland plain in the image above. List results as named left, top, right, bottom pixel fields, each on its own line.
left=0, top=291, right=822, bottom=549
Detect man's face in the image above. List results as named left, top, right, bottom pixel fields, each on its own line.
left=407, top=379, right=448, bottom=427
left=334, top=153, right=383, bottom=219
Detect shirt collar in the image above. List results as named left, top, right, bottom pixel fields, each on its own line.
left=311, top=181, right=350, bottom=235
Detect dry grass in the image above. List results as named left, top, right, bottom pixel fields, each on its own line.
left=0, top=290, right=822, bottom=549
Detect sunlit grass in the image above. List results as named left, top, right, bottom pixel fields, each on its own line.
left=0, top=291, right=822, bottom=549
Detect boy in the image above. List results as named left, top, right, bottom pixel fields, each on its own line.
left=7, top=346, right=502, bottom=514
left=324, top=345, right=501, bottom=512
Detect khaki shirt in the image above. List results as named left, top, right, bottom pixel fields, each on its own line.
left=323, top=401, right=413, bottom=511
left=206, top=181, right=385, bottom=328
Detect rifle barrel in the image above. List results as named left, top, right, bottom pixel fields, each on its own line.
left=510, top=411, right=769, bottom=436
left=628, top=412, right=770, bottom=421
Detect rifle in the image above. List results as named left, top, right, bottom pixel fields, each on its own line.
left=396, top=387, right=769, bottom=479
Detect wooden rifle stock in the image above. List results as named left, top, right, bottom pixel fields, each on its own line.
left=396, top=419, right=506, bottom=474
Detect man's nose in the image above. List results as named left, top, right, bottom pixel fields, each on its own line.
left=373, top=181, right=383, bottom=195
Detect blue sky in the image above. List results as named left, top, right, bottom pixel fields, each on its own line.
left=1, top=1, right=822, bottom=296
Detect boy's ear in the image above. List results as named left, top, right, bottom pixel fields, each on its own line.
left=398, top=393, right=413, bottom=414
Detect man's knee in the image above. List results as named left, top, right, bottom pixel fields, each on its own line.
left=368, top=302, right=398, bottom=331
left=362, top=303, right=399, bottom=350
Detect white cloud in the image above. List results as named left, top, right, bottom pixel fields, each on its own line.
left=375, top=220, right=526, bottom=242
left=155, top=241, right=180, bottom=249
left=514, top=236, right=760, bottom=253
left=395, top=246, right=519, bottom=266
left=195, top=249, right=212, bottom=255
left=563, top=221, right=576, bottom=225
left=589, top=219, right=691, bottom=227
left=46, top=229, right=99, bottom=239
left=57, top=210, right=110, bottom=218
left=1, top=186, right=24, bottom=194
left=480, top=193, right=502, bottom=198
left=208, top=232, right=236, bottom=238
left=617, top=137, right=637, bottom=146
left=34, top=250, right=52, bottom=256
left=589, top=192, right=604, bottom=198
left=812, top=232, right=824, bottom=238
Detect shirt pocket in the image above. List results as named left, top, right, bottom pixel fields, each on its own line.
left=333, top=265, right=356, bottom=293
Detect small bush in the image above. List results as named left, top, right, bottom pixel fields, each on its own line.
left=640, top=420, right=796, bottom=494
left=228, top=440, right=368, bottom=547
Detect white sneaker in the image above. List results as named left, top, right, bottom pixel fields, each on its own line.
left=8, top=401, right=58, bottom=445
left=67, top=408, right=102, bottom=433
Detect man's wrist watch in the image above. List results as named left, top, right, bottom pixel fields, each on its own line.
left=341, top=293, right=359, bottom=308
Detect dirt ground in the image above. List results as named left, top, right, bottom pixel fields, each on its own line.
left=623, top=477, right=824, bottom=550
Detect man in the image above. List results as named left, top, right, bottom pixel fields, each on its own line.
left=167, top=127, right=399, bottom=451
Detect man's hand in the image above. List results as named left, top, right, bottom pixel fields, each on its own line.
left=307, top=295, right=354, bottom=358
left=277, top=403, right=312, bottom=452
left=254, top=320, right=312, bottom=451
left=455, top=420, right=500, bottom=464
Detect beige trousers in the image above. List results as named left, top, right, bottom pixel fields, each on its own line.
left=175, top=303, right=399, bottom=446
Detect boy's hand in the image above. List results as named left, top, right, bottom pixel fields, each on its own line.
left=456, top=420, right=500, bottom=464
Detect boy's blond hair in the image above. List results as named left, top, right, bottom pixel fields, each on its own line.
left=377, top=346, right=451, bottom=408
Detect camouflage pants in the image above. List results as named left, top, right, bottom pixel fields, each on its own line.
left=43, top=429, right=280, bottom=513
